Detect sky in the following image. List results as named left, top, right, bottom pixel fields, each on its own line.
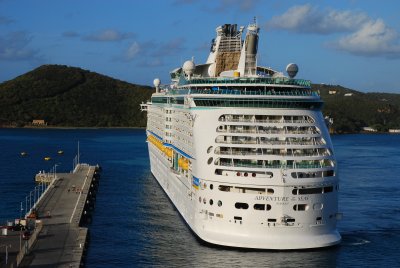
left=0, top=0, right=399, bottom=93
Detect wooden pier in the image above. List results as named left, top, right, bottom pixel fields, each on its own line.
left=0, top=163, right=100, bottom=268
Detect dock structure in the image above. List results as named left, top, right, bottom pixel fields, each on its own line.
left=0, top=163, right=100, bottom=268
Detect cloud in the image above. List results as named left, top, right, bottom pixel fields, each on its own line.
left=83, top=29, right=135, bottom=42
left=0, top=16, right=14, bottom=25
left=124, top=42, right=140, bottom=60
left=0, top=31, right=42, bottom=61
left=117, top=38, right=186, bottom=66
left=153, top=37, right=185, bottom=57
left=266, top=4, right=400, bottom=58
left=173, top=0, right=259, bottom=12
left=332, top=19, right=400, bottom=58
left=62, top=31, right=80, bottom=38
left=266, top=4, right=369, bottom=34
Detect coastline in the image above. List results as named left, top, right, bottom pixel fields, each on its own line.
left=0, top=126, right=146, bottom=130
left=2, top=126, right=398, bottom=134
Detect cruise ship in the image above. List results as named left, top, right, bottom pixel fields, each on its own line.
left=141, top=21, right=341, bottom=250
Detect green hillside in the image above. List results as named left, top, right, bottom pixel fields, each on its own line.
left=0, top=65, right=154, bottom=127
left=314, top=84, right=400, bottom=133
left=0, top=64, right=399, bottom=132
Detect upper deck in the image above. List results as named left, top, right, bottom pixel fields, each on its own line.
left=177, top=76, right=311, bottom=88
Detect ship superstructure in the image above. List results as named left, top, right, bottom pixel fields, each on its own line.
left=141, top=21, right=341, bottom=249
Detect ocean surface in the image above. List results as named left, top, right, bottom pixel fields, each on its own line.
left=0, top=129, right=399, bottom=267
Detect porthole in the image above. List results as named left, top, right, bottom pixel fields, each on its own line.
left=218, top=200, right=222, bottom=207
left=209, top=199, right=214, bottom=206
left=210, top=184, right=214, bottom=190
left=207, top=157, right=213, bottom=165
left=207, top=146, right=213, bottom=153
left=203, top=198, right=206, bottom=204
left=235, top=202, right=249, bottom=209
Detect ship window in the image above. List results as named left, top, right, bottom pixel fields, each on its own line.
left=203, top=198, right=206, bottom=204
left=235, top=202, right=249, bottom=209
left=207, top=157, right=213, bottom=165
left=209, top=199, right=214, bottom=206
left=210, top=184, right=214, bottom=190
left=235, top=187, right=265, bottom=194
left=253, top=204, right=271, bottom=211
left=293, top=204, right=309, bottom=211
left=267, top=189, right=274, bottom=195
left=254, top=204, right=265, bottom=210
left=207, top=146, right=213, bottom=153
left=194, top=98, right=322, bottom=110
left=267, top=218, right=276, bottom=222
left=218, top=185, right=231, bottom=192
left=199, top=197, right=202, bottom=203
left=298, top=187, right=323, bottom=195
left=218, top=200, right=222, bottom=207
left=215, top=169, right=223, bottom=175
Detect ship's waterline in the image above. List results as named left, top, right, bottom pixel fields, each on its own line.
left=141, top=20, right=341, bottom=249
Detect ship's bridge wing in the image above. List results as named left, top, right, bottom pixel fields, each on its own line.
left=256, top=66, right=278, bottom=77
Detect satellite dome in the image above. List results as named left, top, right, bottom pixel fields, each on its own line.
left=286, top=63, right=298, bottom=78
left=153, top=78, right=161, bottom=88
left=183, top=60, right=196, bottom=76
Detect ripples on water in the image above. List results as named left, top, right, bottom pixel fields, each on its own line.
left=1, top=130, right=400, bottom=267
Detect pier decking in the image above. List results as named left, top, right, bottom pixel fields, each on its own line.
left=0, top=163, right=100, bottom=268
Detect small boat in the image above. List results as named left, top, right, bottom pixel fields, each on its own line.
left=20, top=152, right=28, bottom=156
left=44, top=157, right=51, bottom=161
left=57, top=150, right=64, bottom=155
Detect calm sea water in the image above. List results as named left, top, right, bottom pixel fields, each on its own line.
left=0, top=129, right=399, bottom=267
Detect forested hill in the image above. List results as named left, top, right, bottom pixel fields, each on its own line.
left=314, top=84, right=400, bottom=133
left=0, top=64, right=399, bottom=132
left=0, top=65, right=154, bottom=127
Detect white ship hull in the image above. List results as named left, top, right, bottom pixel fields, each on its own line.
left=147, top=107, right=341, bottom=249
left=142, top=21, right=341, bottom=250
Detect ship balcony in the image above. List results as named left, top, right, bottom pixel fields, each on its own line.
left=216, top=126, right=320, bottom=135
left=218, top=115, right=315, bottom=124
left=215, top=136, right=326, bottom=146
left=182, top=76, right=312, bottom=88
left=215, top=158, right=334, bottom=170
left=185, top=87, right=315, bottom=96
left=214, top=147, right=332, bottom=158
